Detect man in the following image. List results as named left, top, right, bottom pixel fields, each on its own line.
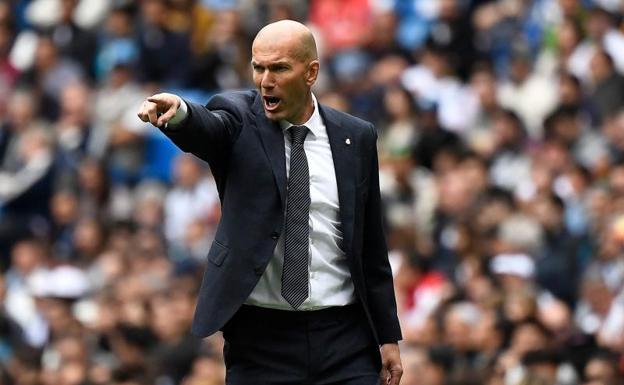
left=137, top=20, right=402, bottom=385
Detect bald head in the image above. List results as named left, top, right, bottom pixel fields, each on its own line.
left=251, top=20, right=320, bottom=124
left=253, top=20, right=318, bottom=63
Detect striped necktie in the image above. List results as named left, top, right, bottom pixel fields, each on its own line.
left=281, top=125, right=310, bottom=309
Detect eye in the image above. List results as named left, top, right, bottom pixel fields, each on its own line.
left=270, top=64, right=290, bottom=72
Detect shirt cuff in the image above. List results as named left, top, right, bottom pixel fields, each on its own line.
left=166, top=97, right=188, bottom=128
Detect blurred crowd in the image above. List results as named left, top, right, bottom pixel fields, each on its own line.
left=0, top=0, right=624, bottom=384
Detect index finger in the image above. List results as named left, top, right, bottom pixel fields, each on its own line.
left=147, top=93, right=177, bottom=109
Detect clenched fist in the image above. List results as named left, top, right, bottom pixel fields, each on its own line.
left=137, top=93, right=181, bottom=127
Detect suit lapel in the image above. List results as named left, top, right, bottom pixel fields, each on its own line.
left=320, top=105, right=356, bottom=257
left=251, top=93, right=287, bottom=208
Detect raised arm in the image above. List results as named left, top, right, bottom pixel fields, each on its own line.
left=137, top=92, right=244, bottom=174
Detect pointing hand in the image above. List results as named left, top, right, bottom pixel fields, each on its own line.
left=137, top=93, right=181, bottom=127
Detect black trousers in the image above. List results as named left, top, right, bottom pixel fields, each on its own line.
left=221, top=303, right=381, bottom=385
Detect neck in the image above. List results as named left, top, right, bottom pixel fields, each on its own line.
left=291, top=93, right=314, bottom=125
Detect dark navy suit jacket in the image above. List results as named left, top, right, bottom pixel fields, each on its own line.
left=160, top=90, right=402, bottom=345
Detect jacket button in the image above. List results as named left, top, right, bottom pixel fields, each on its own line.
left=271, top=232, right=279, bottom=240
left=255, top=266, right=265, bottom=275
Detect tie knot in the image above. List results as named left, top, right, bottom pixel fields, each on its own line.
left=289, top=125, right=308, bottom=145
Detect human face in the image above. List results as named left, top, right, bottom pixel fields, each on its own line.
left=251, top=40, right=319, bottom=123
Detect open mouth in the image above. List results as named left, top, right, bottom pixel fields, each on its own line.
left=263, top=96, right=281, bottom=111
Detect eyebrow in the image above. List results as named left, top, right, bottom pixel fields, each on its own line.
left=251, top=61, right=291, bottom=67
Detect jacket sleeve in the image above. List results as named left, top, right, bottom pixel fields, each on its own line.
left=361, top=123, right=402, bottom=344
left=158, top=93, right=244, bottom=172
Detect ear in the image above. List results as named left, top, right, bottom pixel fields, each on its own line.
left=305, top=60, right=320, bottom=87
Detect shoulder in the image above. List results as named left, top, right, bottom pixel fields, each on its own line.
left=206, top=89, right=258, bottom=110
left=199, top=89, right=260, bottom=128
left=320, top=104, right=377, bottom=139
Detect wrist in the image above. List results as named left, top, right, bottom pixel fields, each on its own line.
left=168, top=97, right=188, bottom=126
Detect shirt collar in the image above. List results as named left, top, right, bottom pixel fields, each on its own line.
left=280, top=93, right=321, bottom=139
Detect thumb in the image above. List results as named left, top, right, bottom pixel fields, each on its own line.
left=389, top=367, right=402, bottom=385
left=156, top=104, right=179, bottom=127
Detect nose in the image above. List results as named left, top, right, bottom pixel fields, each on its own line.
left=260, top=71, right=275, bottom=89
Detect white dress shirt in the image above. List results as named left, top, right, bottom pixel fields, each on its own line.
left=171, top=94, right=355, bottom=310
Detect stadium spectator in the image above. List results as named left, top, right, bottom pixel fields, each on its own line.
left=0, top=1, right=621, bottom=384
